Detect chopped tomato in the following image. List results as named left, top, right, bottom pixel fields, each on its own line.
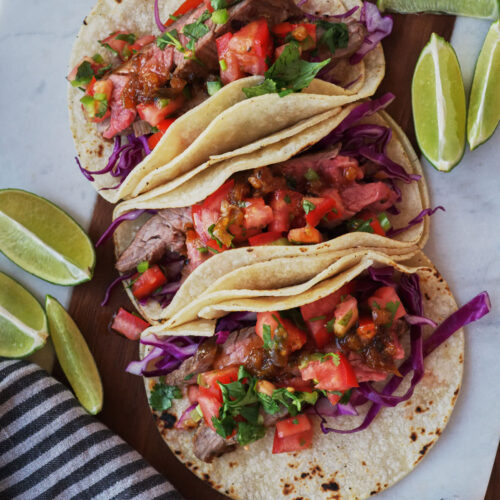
left=129, top=35, right=156, bottom=52
left=368, top=286, right=406, bottom=320
left=90, top=79, right=113, bottom=100
left=288, top=225, right=322, bottom=244
left=198, top=366, right=239, bottom=400
left=205, top=238, right=229, bottom=254
left=272, top=427, right=313, bottom=454
left=147, top=118, right=176, bottom=150
left=185, top=229, right=209, bottom=269
left=256, top=311, right=307, bottom=353
left=192, top=205, right=219, bottom=244
left=166, top=0, right=205, bottom=26
left=81, top=78, right=113, bottom=123
left=357, top=316, right=377, bottom=341
left=276, top=414, right=311, bottom=438
left=269, top=190, right=302, bottom=233
left=300, top=353, right=358, bottom=392
left=111, top=308, right=150, bottom=340
left=272, top=22, right=316, bottom=51
left=356, top=212, right=386, bottom=236
left=243, top=198, right=273, bottom=230
left=131, top=265, right=167, bottom=300
left=188, top=385, right=200, bottom=404
left=248, top=231, right=283, bottom=246
left=137, top=95, right=185, bottom=127
left=333, top=295, right=359, bottom=337
left=327, top=392, right=341, bottom=406
left=216, top=32, right=245, bottom=84
left=228, top=19, right=272, bottom=75
left=201, top=179, right=234, bottom=211
left=67, top=57, right=108, bottom=86
left=198, top=388, right=222, bottom=430
left=304, top=318, right=331, bottom=349
left=100, top=31, right=137, bottom=60
left=300, top=283, right=356, bottom=321
left=203, top=0, right=215, bottom=12
left=304, top=197, right=343, bottom=227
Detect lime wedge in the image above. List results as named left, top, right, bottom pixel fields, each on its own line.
left=0, top=271, right=48, bottom=358
left=0, top=189, right=95, bottom=285
left=377, top=0, right=500, bottom=19
left=412, top=33, right=466, bottom=172
left=467, top=20, right=500, bottom=150
left=45, top=296, right=103, bottom=414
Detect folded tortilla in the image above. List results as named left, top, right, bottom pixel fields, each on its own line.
left=140, top=250, right=463, bottom=500
left=68, top=0, right=385, bottom=203
left=113, top=105, right=429, bottom=325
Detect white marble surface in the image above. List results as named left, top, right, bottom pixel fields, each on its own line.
left=0, top=2, right=498, bottom=499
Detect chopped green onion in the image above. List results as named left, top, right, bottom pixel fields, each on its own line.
left=377, top=212, right=392, bottom=232
left=212, top=8, right=228, bottom=24
left=309, top=315, right=326, bottom=322
left=137, top=261, right=149, bottom=273
left=302, top=199, right=316, bottom=214
left=219, top=58, right=227, bottom=71
left=207, top=80, right=223, bottom=96
left=305, top=168, right=320, bottom=182
left=156, top=97, right=170, bottom=109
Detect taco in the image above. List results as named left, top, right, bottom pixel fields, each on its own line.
left=127, top=251, right=490, bottom=500
left=68, top=0, right=391, bottom=202
left=104, top=94, right=435, bottom=324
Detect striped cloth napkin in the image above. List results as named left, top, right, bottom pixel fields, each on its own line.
left=0, top=358, right=184, bottom=500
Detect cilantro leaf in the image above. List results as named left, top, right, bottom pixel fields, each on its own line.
left=385, top=301, right=400, bottom=326
left=326, top=318, right=335, bottom=333
left=280, top=308, right=306, bottom=330
left=242, top=79, right=277, bottom=98
left=316, top=21, right=349, bottom=54
left=71, top=61, right=94, bottom=87
left=115, top=33, right=137, bottom=44
left=212, top=414, right=237, bottom=438
left=211, top=0, right=227, bottom=9
left=266, top=42, right=330, bottom=93
left=237, top=421, right=266, bottom=446
left=157, top=30, right=184, bottom=51
left=183, top=11, right=211, bottom=41
left=262, top=324, right=275, bottom=350
left=257, top=392, right=281, bottom=414
left=149, top=382, right=182, bottom=411
left=339, top=388, right=352, bottom=405
left=302, top=199, right=316, bottom=214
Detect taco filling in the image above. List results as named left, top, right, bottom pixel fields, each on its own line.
left=69, top=0, right=392, bottom=188
left=128, top=266, right=490, bottom=463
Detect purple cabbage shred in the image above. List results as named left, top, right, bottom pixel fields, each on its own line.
left=101, top=271, right=135, bottom=307
left=387, top=206, right=445, bottom=237
left=154, top=0, right=167, bottom=32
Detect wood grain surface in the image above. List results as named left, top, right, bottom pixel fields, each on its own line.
left=55, top=10, right=499, bottom=500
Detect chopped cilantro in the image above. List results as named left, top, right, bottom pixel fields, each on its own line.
left=197, top=246, right=209, bottom=254
left=149, top=382, right=182, bottom=411
left=262, top=324, right=274, bottom=350
left=242, top=42, right=330, bottom=98
left=347, top=218, right=374, bottom=234
left=207, top=224, right=224, bottom=248
left=92, top=53, right=104, bottom=64
left=206, top=246, right=220, bottom=254
left=339, top=389, right=352, bottom=405
left=71, top=61, right=94, bottom=87
left=211, top=0, right=227, bottom=9
left=242, top=79, right=277, bottom=98
left=337, top=310, right=353, bottom=327
left=309, top=315, right=326, bottom=322
left=280, top=308, right=306, bottom=330
left=237, top=421, right=266, bottom=446
left=302, top=199, right=316, bottom=214
left=305, top=168, right=320, bottom=182
left=326, top=318, right=335, bottom=333
left=292, top=418, right=299, bottom=425
left=169, top=14, right=180, bottom=22
left=316, top=21, right=349, bottom=54
left=115, top=33, right=137, bottom=44
left=207, top=80, right=223, bottom=96
left=385, top=301, right=400, bottom=326
left=157, top=29, right=184, bottom=51
left=183, top=10, right=211, bottom=40
left=219, top=58, right=227, bottom=71
left=184, top=373, right=194, bottom=381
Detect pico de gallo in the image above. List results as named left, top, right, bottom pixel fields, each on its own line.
left=125, top=266, right=490, bottom=462
left=70, top=0, right=393, bottom=188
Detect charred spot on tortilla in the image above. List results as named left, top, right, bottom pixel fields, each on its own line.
left=321, top=481, right=339, bottom=492
left=410, top=432, right=417, bottom=442
left=157, top=411, right=176, bottom=428
left=418, top=440, right=435, bottom=456
left=283, top=483, right=294, bottom=495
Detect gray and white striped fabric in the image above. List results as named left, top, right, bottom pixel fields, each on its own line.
left=0, top=358, right=184, bottom=500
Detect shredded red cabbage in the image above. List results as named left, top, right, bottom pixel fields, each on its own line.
left=126, top=346, right=164, bottom=376
left=302, top=5, right=359, bottom=22
left=216, top=311, right=257, bottom=333
left=368, top=266, right=396, bottom=286
left=154, top=0, right=167, bottom=32
left=101, top=271, right=135, bottom=307
left=75, top=156, right=95, bottom=181
left=77, top=134, right=150, bottom=191
left=96, top=209, right=157, bottom=247
left=404, top=314, right=437, bottom=328
left=387, top=206, right=445, bottom=237
left=175, top=403, right=197, bottom=428
left=350, top=2, right=393, bottom=64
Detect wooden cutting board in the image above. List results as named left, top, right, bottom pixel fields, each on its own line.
left=52, top=11, right=499, bottom=500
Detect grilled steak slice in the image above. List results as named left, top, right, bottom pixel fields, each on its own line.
left=193, top=424, right=237, bottom=462
left=340, top=182, right=398, bottom=215
left=164, top=339, right=218, bottom=386
left=103, top=74, right=138, bottom=139
left=227, top=0, right=304, bottom=27
left=115, top=207, right=192, bottom=272
left=214, top=327, right=264, bottom=370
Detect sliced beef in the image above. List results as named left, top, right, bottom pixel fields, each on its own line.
left=227, top=0, right=304, bottom=27
left=115, top=207, right=192, bottom=272
left=164, top=339, right=218, bottom=386
left=103, top=74, right=137, bottom=139
left=340, top=182, right=398, bottom=215
left=193, top=424, right=237, bottom=462
left=214, top=327, right=264, bottom=371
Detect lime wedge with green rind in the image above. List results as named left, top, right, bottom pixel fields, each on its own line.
left=412, top=33, right=466, bottom=172
left=0, top=271, right=48, bottom=358
left=377, top=0, right=500, bottom=19
left=467, top=20, right=500, bottom=150
left=45, top=296, right=103, bottom=414
left=0, top=189, right=95, bottom=286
